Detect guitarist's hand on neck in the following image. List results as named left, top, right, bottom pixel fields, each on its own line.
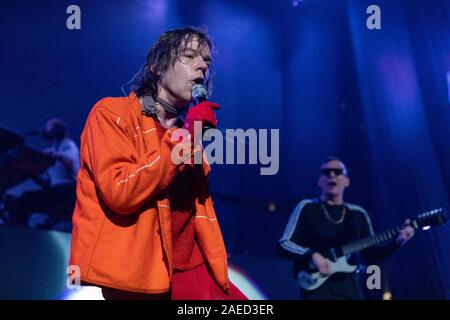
left=312, top=252, right=333, bottom=276
left=396, top=219, right=415, bottom=246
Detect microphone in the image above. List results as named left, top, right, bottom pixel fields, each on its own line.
left=191, top=84, right=249, bottom=147
left=191, top=84, right=214, bottom=134
left=192, top=84, right=208, bottom=104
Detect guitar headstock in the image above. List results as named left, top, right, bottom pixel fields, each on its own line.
left=411, top=208, right=448, bottom=230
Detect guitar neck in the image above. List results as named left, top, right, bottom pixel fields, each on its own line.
left=340, top=226, right=403, bottom=256
left=338, top=208, right=447, bottom=256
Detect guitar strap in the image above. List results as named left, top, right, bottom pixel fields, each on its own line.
left=343, top=205, right=365, bottom=267
left=343, top=204, right=353, bottom=242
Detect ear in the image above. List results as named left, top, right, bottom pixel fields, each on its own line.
left=317, top=176, right=322, bottom=187
left=344, top=176, right=350, bottom=188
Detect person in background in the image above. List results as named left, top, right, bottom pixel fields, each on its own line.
left=4, top=118, right=80, bottom=231
left=279, top=157, right=415, bottom=300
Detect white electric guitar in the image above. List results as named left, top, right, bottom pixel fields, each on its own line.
left=297, top=208, right=448, bottom=291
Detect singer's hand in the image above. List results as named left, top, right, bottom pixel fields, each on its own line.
left=180, top=101, right=220, bottom=168
left=183, top=101, right=220, bottom=137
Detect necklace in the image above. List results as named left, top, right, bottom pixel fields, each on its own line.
left=321, top=202, right=346, bottom=224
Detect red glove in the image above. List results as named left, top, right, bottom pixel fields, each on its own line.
left=178, top=101, right=220, bottom=167
left=183, top=101, right=220, bottom=137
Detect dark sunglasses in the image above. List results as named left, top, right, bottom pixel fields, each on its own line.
left=320, top=168, right=345, bottom=177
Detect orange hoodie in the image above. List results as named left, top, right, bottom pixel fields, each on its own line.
left=69, top=93, right=229, bottom=294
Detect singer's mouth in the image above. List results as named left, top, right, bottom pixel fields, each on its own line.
left=192, top=77, right=204, bottom=85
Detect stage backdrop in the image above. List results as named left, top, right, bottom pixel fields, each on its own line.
left=1, top=0, right=449, bottom=299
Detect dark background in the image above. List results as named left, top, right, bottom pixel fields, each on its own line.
left=1, top=0, right=449, bottom=299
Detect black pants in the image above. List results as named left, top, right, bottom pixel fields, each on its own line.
left=300, top=273, right=365, bottom=300
left=101, top=287, right=171, bottom=300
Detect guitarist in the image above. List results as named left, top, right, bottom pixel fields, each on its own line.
left=279, top=157, right=415, bottom=300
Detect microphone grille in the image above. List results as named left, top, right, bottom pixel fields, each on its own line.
left=192, top=84, right=208, bottom=102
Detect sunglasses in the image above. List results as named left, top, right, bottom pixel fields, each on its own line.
left=320, top=168, right=346, bottom=177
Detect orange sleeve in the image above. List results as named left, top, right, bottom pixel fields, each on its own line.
left=82, top=106, right=180, bottom=214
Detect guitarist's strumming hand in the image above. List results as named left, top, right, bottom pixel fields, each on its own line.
left=396, top=219, right=415, bottom=246
left=311, top=252, right=333, bottom=276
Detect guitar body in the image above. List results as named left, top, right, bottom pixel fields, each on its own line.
left=296, top=208, right=446, bottom=291
left=297, top=256, right=357, bottom=291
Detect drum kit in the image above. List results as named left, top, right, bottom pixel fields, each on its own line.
left=0, top=126, right=54, bottom=225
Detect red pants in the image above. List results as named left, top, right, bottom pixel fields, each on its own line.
left=172, top=263, right=248, bottom=300
left=101, top=263, right=248, bottom=300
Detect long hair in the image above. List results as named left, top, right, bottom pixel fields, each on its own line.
left=132, top=27, right=215, bottom=100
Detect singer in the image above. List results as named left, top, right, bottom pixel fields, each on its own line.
left=69, top=27, right=247, bottom=300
